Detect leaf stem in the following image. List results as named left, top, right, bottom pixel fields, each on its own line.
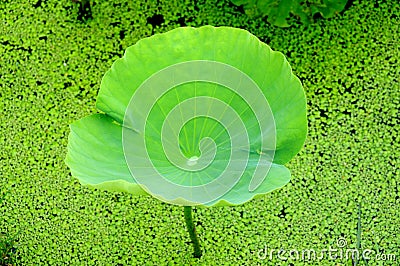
left=184, top=206, right=202, bottom=258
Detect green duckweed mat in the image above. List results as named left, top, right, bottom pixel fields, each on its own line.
left=0, top=0, right=399, bottom=265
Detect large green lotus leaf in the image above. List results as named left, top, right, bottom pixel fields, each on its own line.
left=67, top=26, right=307, bottom=206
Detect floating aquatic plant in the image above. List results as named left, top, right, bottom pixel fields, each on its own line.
left=65, top=26, right=307, bottom=258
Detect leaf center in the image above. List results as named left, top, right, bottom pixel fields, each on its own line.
left=187, top=156, right=199, bottom=166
